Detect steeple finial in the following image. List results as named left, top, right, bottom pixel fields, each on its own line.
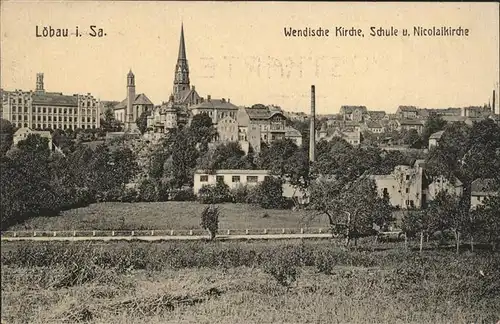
left=178, top=23, right=187, bottom=61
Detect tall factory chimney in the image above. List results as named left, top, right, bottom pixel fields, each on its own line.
left=309, top=85, right=316, bottom=162
left=493, top=89, right=496, bottom=115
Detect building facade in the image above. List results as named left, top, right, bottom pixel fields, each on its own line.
left=2, top=73, right=100, bottom=130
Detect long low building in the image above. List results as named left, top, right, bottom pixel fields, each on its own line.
left=193, top=169, right=307, bottom=203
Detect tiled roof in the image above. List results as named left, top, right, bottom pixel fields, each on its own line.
left=134, top=93, right=153, bottom=105
left=245, top=107, right=270, bottom=119
left=340, top=105, right=367, bottom=114
left=114, top=94, right=154, bottom=110
left=471, top=178, right=498, bottom=194
left=398, top=106, right=419, bottom=112
left=190, top=99, right=239, bottom=111
left=441, top=116, right=467, bottom=123
left=366, top=121, right=383, bottom=128
left=32, top=93, right=78, bottom=107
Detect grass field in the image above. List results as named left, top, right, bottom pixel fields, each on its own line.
left=1, top=240, right=499, bottom=324
left=7, top=202, right=330, bottom=231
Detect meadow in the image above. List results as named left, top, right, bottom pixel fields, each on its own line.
left=1, top=240, right=499, bottom=324
left=7, top=201, right=330, bottom=232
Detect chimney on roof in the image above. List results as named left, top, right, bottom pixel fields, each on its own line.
left=207, top=95, right=211, bottom=101
left=309, top=85, right=316, bottom=163
left=222, top=98, right=225, bottom=103
left=228, top=98, right=230, bottom=103
left=192, top=85, right=195, bottom=91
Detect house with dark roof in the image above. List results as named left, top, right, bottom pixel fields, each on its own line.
left=189, top=96, right=239, bottom=125
left=470, top=178, right=499, bottom=209
left=339, top=105, right=367, bottom=122
left=396, top=106, right=419, bottom=119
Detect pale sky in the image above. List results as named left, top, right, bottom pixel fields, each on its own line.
left=1, top=1, right=499, bottom=114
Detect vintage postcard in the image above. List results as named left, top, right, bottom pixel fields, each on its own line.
left=1, top=1, right=499, bottom=323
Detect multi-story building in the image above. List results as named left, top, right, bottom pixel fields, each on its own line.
left=2, top=73, right=100, bottom=130
left=237, top=106, right=290, bottom=144
left=193, top=169, right=307, bottom=203
left=189, top=96, right=239, bottom=125
left=370, top=160, right=463, bottom=209
left=396, top=106, right=419, bottom=119
left=340, top=105, right=367, bottom=122
left=397, top=119, right=425, bottom=134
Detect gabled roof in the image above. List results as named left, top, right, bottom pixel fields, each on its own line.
left=397, top=105, right=419, bottom=112
left=114, top=94, right=154, bottom=110
left=190, top=99, right=239, bottom=111
left=32, top=93, right=78, bottom=107
left=245, top=107, right=271, bottom=119
left=340, top=105, right=367, bottom=114
left=471, top=178, right=498, bottom=195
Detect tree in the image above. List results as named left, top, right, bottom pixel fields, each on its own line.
left=471, top=196, right=500, bottom=251
left=197, top=142, right=247, bottom=171
left=421, top=115, right=447, bottom=146
left=401, top=209, right=438, bottom=252
left=200, top=205, right=220, bottom=240
left=189, top=113, right=217, bottom=153
left=136, top=111, right=149, bottom=134
left=165, top=129, right=199, bottom=188
left=0, top=119, right=14, bottom=155
left=198, top=177, right=232, bottom=204
left=100, top=106, right=122, bottom=132
left=404, top=129, right=423, bottom=148
left=309, top=176, right=390, bottom=246
left=426, top=119, right=500, bottom=249
left=249, top=176, right=285, bottom=209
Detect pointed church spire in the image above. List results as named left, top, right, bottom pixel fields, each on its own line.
left=178, top=23, right=187, bottom=61
left=173, top=23, right=190, bottom=102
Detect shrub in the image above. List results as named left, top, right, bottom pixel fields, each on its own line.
left=262, top=248, right=301, bottom=288
left=120, top=187, right=138, bottom=203
left=231, top=185, right=250, bottom=203
left=170, top=188, right=196, bottom=201
left=157, top=182, right=170, bottom=202
left=138, top=179, right=158, bottom=202
left=198, top=179, right=232, bottom=204
left=200, top=205, right=220, bottom=240
left=250, top=177, right=286, bottom=209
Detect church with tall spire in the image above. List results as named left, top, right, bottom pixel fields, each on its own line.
left=172, top=24, right=200, bottom=107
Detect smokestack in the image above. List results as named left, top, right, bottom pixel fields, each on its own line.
left=309, top=85, right=316, bottom=162
left=493, top=89, right=496, bottom=115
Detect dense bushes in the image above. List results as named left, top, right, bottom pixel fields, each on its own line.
left=198, top=178, right=232, bottom=204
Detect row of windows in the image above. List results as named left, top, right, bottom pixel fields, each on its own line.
left=13, top=123, right=97, bottom=130
left=200, top=175, right=265, bottom=183
left=11, top=115, right=96, bottom=122
left=10, top=106, right=97, bottom=114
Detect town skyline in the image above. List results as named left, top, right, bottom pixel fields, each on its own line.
left=1, top=2, right=499, bottom=114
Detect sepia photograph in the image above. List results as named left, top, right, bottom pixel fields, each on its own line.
left=1, top=1, right=499, bottom=323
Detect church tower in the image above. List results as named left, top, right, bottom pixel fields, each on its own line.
left=126, top=70, right=136, bottom=130
left=173, top=24, right=190, bottom=102
left=35, top=73, right=45, bottom=93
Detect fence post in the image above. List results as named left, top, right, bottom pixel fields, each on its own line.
left=264, top=229, right=267, bottom=234
left=13, top=232, right=17, bottom=237
left=227, top=229, right=230, bottom=235
left=151, top=230, right=154, bottom=236
left=189, top=230, right=193, bottom=236
left=170, top=230, right=174, bottom=236
left=318, top=228, right=322, bottom=234
left=282, top=228, right=285, bottom=234
left=73, top=231, right=76, bottom=237
left=112, top=231, right=115, bottom=237
left=33, top=231, right=37, bottom=237
left=300, top=228, right=304, bottom=234
left=245, top=229, right=249, bottom=235
left=92, top=231, right=96, bottom=237
left=53, top=231, right=57, bottom=237
left=131, top=231, right=135, bottom=236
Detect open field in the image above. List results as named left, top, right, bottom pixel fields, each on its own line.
left=2, top=240, right=499, bottom=323
left=7, top=202, right=330, bottom=231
